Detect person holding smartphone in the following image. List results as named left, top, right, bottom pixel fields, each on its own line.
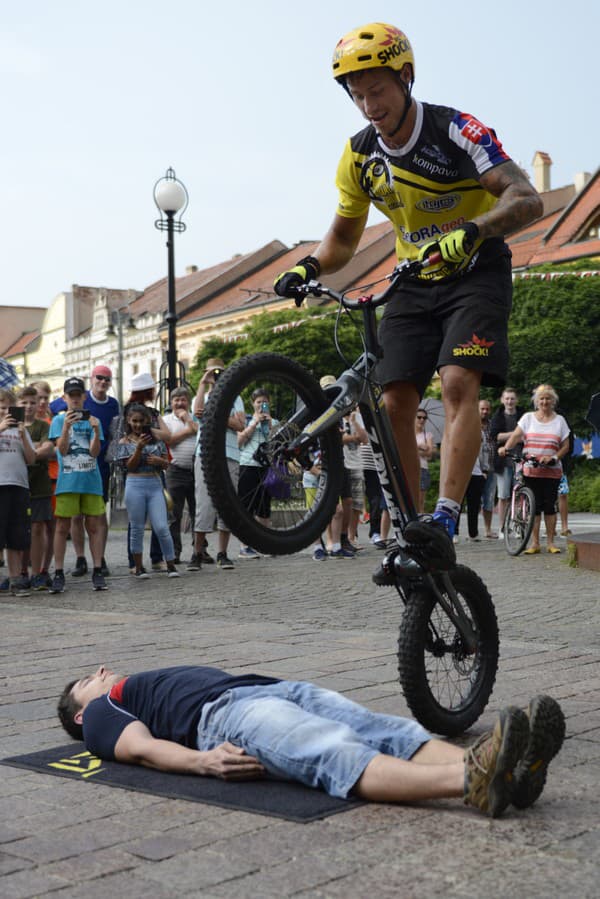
left=48, top=378, right=107, bottom=594
left=237, top=388, right=277, bottom=559
left=117, top=404, right=180, bottom=579
left=0, top=388, right=36, bottom=596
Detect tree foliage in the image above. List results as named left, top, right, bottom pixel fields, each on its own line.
left=189, top=305, right=366, bottom=390
left=188, top=273, right=600, bottom=433
left=507, top=276, right=600, bottom=432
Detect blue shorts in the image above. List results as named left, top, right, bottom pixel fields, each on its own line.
left=197, top=681, right=430, bottom=798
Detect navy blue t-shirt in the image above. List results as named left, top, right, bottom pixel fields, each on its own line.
left=82, top=666, right=280, bottom=759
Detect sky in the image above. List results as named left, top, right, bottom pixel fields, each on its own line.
left=2, top=0, right=598, bottom=308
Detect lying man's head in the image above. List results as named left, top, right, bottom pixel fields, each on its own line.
left=57, top=665, right=122, bottom=741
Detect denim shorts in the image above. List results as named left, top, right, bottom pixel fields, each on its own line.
left=495, top=464, right=515, bottom=500
left=197, top=681, right=430, bottom=798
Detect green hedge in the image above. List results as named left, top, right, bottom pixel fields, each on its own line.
left=565, top=458, right=600, bottom=512
left=424, top=456, right=600, bottom=513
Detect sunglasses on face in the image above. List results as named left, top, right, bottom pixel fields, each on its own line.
left=95, top=375, right=111, bottom=382
left=416, top=415, right=427, bottom=420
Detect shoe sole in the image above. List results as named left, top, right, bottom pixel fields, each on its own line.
left=93, top=585, right=108, bottom=591
left=487, top=706, right=530, bottom=818
left=512, top=695, right=566, bottom=809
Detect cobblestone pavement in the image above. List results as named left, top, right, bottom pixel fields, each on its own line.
left=1, top=513, right=599, bottom=898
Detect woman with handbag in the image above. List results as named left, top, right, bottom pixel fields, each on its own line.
left=117, top=404, right=180, bottom=578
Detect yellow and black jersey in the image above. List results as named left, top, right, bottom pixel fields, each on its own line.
left=335, top=100, right=512, bottom=278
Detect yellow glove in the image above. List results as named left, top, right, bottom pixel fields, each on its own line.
left=417, top=222, right=479, bottom=279
left=274, top=256, right=320, bottom=298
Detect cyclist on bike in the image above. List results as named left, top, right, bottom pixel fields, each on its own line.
left=274, top=23, right=543, bottom=569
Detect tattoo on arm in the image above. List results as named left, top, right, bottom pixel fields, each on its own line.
left=476, top=162, right=544, bottom=240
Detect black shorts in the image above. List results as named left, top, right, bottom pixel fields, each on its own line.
left=0, top=486, right=31, bottom=551
left=524, top=476, right=560, bottom=517
left=377, top=257, right=512, bottom=396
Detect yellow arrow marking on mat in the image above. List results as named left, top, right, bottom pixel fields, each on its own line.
left=48, top=750, right=105, bottom=778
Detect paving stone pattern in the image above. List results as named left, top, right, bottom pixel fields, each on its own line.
left=1, top=517, right=599, bottom=898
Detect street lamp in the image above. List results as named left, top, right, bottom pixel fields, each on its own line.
left=153, top=166, right=188, bottom=410
left=106, top=308, right=136, bottom=407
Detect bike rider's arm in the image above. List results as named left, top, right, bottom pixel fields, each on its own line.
left=312, top=212, right=369, bottom=274
left=473, top=161, right=543, bottom=241
left=498, top=425, right=525, bottom=456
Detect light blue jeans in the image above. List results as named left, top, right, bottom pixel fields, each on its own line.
left=197, top=681, right=430, bottom=798
left=125, top=475, right=176, bottom=560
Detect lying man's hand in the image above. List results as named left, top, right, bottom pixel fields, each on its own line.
left=198, top=742, right=266, bottom=780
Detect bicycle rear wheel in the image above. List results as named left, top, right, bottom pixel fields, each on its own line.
left=397, top=566, right=499, bottom=736
left=503, top=486, right=535, bottom=556
left=201, top=353, right=344, bottom=555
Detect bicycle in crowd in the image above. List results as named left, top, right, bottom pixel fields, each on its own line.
left=501, top=451, right=551, bottom=556
left=201, top=256, right=499, bottom=737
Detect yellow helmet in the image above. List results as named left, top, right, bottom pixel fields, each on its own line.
left=332, top=23, right=415, bottom=82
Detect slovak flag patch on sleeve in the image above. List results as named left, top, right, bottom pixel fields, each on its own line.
left=449, top=112, right=510, bottom=174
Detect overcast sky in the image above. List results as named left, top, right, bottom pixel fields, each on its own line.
left=2, top=0, right=597, bottom=308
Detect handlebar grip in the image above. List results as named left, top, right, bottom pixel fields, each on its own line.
left=422, top=251, right=442, bottom=267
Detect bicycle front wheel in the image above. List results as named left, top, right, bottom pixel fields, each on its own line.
left=504, top=486, right=536, bottom=556
left=201, top=353, right=344, bottom=555
left=397, top=566, right=499, bottom=736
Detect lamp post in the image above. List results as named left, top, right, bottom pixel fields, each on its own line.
left=153, top=167, right=188, bottom=410
left=106, top=308, right=136, bottom=407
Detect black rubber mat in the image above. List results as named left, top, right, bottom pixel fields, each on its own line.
left=1, top=743, right=364, bottom=822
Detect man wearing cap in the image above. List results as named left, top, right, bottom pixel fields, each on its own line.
left=48, top=378, right=108, bottom=593
left=49, top=366, right=119, bottom=577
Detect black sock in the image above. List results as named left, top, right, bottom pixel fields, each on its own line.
left=93, top=567, right=102, bottom=575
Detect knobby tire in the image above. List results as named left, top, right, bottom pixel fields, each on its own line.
left=201, top=353, right=343, bottom=555
left=397, top=565, right=499, bottom=736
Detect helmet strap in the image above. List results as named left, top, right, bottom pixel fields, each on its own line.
left=387, top=76, right=414, bottom=138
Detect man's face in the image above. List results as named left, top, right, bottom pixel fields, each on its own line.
left=65, top=391, right=84, bottom=410
left=18, top=395, right=38, bottom=423
left=71, top=665, right=123, bottom=718
left=502, top=391, right=517, bottom=412
left=346, top=68, right=408, bottom=142
left=91, top=373, right=111, bottom=399
left=479, top=401, right=491, bottom=422
left=171, top=394, right=189, bottom=414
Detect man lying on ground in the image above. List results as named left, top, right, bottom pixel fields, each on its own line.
left=57, top=663, right=565, bottom=818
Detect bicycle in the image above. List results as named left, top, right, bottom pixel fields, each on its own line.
left=201, top=257, right=499, bottom=736
left=501, top=452, right=538, bottom=556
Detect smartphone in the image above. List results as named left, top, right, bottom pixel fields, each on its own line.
left=212, top=368, right=222, bottom=381
left=142, top=425, right=153, bottom=438
left=73, top=409, right=90, bottom=420
left=261, top=401, right=270, bottom=414
left=8, top=406, right=25, bottom=423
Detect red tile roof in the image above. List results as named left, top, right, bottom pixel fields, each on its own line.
left=3, top=330, right=40, bottom=357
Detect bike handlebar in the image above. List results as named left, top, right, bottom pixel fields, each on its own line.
left=505, top=451, right=556, bottom=467
left=290, top=252, right=443, bottom=309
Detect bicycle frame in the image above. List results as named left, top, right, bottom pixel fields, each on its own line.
left=285, top=282, right=418, bottom=540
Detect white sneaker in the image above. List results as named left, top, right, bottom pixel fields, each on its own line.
left=497, top=530, right=504, bottom=539
left=371, top=533, right=382, bottom=545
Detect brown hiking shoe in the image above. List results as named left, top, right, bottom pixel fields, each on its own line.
left=464, top=706, right=529, bottom=818
left=512, top=695, right=566, bottom=809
